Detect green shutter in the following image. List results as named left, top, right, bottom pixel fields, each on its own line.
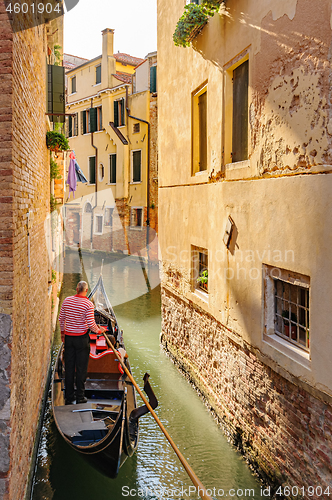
left=150, top=65, right=157, bottom=93
left=114, top=101, right=119, bottom=127
left=47, top=65, right=65, bottom=122
left=232, top=60, right=248, bottom=163
left=110, top=154, right=116, bottom=183
left=96, top=65, right=101, bottom=85
left=133, top=151, right=141, bottom=182
left=89, top=157, right=96, bottom=184
left=120, top=99, right=125, bottom=126
left=82, top=111, right=87, bottom=134
left=89, top=107, right=98, bottom=133
left=68, top=115, right=73, bottom=137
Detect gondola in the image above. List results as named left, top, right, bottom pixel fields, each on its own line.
left=52, top=274, right=157, bottom=478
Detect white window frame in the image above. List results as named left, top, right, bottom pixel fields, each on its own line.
left=131, top=149, right=142, bottom=184
left=94, top=214, right=104, bottom=235
left=263, top=264, right=311, bottom=365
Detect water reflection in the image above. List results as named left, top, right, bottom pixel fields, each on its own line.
left=31, top=250, right=264, bottom=500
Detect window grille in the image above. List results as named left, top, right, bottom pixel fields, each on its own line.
left=133, top=123, right=140, bottom=133
left=109, top=154, right=116, bottom=183
left=274, top=279, right=309, bottom=351
left=95, top=215, right=103, bottom=234
left=198, top=252, right=208, bottom=292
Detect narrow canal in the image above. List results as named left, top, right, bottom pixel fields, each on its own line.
left=31, top=249, right=265, bottom=500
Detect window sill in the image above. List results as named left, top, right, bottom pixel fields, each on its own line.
left=93, top=83, right=101, bottom=87
left=129, top=226, right=143, bottom=231
left=106, top=183, right=116, bottom=186
left=263, top=333, right=311, bottom=369
left=88, top=183, right=95, bottom=186
left=69, top=92, right=77, bottom=96
left=94, top=232, right=103, bottom=236
left=194, top=288, right=209, bottom=303
left=130, top=181, right=142, bottom=185
left=195, top=169, right=208, bottom=176
left=225, top=160, right=251, bottom=180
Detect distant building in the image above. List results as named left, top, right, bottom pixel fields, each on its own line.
left=64, top=29, right=158, bottom=259
left=0, top=5, right=64, bottom=499
left=158, top=0, right=332, bottom=491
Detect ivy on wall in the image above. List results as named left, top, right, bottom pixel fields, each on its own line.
left=173, top=0, right=224, bottom=48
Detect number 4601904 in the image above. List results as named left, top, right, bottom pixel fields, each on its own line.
left=276, top=485, right=331, bottom=497
left=6, top=3, right=61, bottom=14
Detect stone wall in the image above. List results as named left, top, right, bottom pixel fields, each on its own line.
left=161, top=286, right=332, bottom=496
left=0, top=3, right=61, bottom=498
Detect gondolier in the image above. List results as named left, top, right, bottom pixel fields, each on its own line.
left=58, top=280, right=106, bottom=405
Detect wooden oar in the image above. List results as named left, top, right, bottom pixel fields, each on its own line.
left=101, top=332, right=213, bottom=500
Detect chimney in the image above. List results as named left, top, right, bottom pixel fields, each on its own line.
left=101, top=29, right=116, bottom=88
left=102, top=28, right=114, bottom=58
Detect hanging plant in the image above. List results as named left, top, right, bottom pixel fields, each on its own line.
left=46, top=131, right=69, bottom=153
left=173, top=0, right=223, bottom=48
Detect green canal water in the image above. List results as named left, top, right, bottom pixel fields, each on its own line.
left=31, top=249, right=267, bottom=500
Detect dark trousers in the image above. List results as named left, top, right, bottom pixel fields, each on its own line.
left=64, top=333, right=90, bottom=401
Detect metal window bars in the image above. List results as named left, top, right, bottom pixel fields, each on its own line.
left=274, top=279, right=309, bottom=351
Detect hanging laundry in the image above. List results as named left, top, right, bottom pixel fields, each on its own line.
left=75, top=160, right=88, bottom=183
left=67, top=155, right=77, bottom=199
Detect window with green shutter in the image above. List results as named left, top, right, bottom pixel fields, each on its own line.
left=71, top=76, right=76, bottom=94
left=89, top=107, right=98, bottom=133
left=47, top=64, right=65, bottom=123
left=150, top=65, right=157, bottom=93
left=109, top=154, right=116, bottom=184
left=81, top=110, right=87, bottom=135
left=114, top=98, right=125, bottom=127
left=89, top=156, right=96, bottom=184
left=132, top=150, right=141, bottom=183
left=96, top=65, right=101, bottom=85
left=198, top=90, right=207, bottom=171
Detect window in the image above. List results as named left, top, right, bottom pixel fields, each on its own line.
left=89, top=156, right=96, bottom=184
left=94, top=215, right=103, bottom=235
left=109, top=154, right=116, bottom=184
left=132, top=150, right=142, bottom=183
left=104, top=207, right=113, bottom=227
left=71, top=76, right=76, bottom=94
left=130, top=208, right=143, bottom=228
left=150, top=65, right=157, bottom=93
left=47, top=65, right=65, bottom=123
left=232, top=59, right=248, bottom=162
left=97, top=106, right=102, bottom=131
left=192, top=84, right=207, bottom=174
left=263, top=265, right=310, bottom=353
left=133, top=123, right=140, bottom=134
left=275, top=279, right=309, bottom=351
left=95, top=65, right=101, bottom=85
left=114, top=98, right=125, bottom=127
left=67, top=113, right=78, bottom=138
left=81, top=110, right=88, bottom=134
left=191, top=246, right=208, bottom=294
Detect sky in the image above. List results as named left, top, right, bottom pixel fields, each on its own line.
left=64, top=0, right=157, bottom=60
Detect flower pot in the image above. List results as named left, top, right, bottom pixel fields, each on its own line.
left=284, top=324, right=297, bottom=340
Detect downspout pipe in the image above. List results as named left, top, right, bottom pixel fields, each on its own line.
left=125, top=88, right=151, bottom=250
left=91, top=98, right=98, bottom=246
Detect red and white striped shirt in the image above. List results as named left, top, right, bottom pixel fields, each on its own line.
left=58, top=295, right=101, bottom=336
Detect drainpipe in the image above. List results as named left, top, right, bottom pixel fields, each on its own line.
left=125, top=87, right=151, bottom=251
left=91, top=98, right=98, bottom=248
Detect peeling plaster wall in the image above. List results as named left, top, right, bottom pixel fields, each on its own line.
left=158, top=0, right=332, bottom=489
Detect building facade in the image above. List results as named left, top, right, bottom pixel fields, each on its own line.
left=158, top=0, right=332, bottom=491
left=0, top=3, right=64, bottom=499
left=64, top=29, right=158, bottom=260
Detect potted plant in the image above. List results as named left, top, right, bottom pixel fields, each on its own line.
left=46, top=131, right=69, bottom=153
left=173, top=0, right=223, bottom=48
left=197, top=269, right=208, bottom=291
left=282, top=310, right=297, bottom=340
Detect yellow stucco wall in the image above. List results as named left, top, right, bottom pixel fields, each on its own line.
left=158, top=0, right=332, bottom=396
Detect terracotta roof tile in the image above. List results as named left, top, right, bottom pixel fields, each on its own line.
left=114, top=72, right=132, bottom=84
left=114, top=53, right=144, bottom=67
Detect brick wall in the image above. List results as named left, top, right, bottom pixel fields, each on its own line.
left=161, top=287, right=332, bottom=497
left=0, top=3, right=58, bottom=498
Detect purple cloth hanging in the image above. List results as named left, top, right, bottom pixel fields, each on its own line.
left=67, top=158, right=77, bottom=199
